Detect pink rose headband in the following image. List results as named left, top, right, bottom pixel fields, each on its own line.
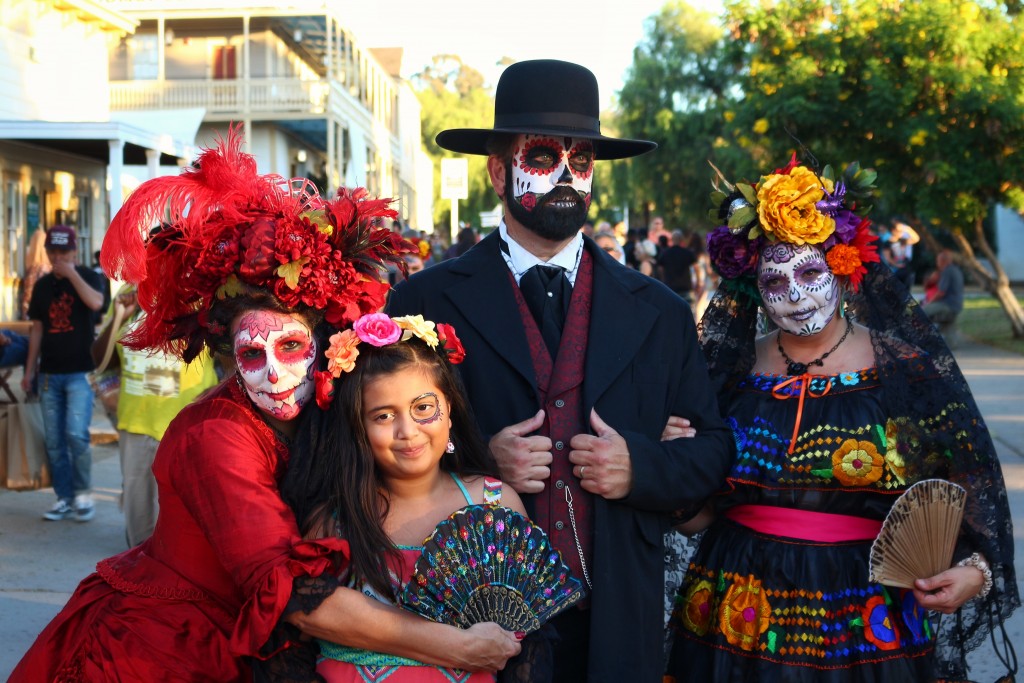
left=315, top=313, right=466, bottom=409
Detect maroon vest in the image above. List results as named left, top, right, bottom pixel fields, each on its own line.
left=509, top=251, right=594, bottom=585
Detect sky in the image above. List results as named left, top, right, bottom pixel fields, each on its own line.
left=338, top=0, right=722, bottom=109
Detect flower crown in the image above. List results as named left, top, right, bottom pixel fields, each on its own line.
left=102, top=128, right=411, bottom=360
left=706, top=154, right=880, bottom=292
left=315, top=313, right=466, bottom=409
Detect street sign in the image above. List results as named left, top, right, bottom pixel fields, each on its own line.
left=440, top=158, right=468, bottom=200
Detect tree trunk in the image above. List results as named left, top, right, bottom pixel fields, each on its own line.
left=948, top=218, right=1024, bottom=338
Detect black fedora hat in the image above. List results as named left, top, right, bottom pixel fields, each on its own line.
left=435, top=59, right=656, bottom=160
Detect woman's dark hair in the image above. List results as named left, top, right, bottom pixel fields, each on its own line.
left=282, top=335, right=496, bottom=599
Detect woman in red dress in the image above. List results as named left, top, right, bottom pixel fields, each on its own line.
left=10, top=132, right=521, bottom=682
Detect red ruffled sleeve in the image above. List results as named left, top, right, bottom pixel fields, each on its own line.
left=156, top=383, right=349, bottom=659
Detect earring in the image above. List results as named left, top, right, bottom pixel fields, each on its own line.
left=838, top=293, right=846, bottom=319
left=445, top=439, right=455, bottom=454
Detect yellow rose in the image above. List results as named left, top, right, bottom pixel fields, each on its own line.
left=392, top=314, right=439, bottom=348
left=755, top=166, right=835, bottom=245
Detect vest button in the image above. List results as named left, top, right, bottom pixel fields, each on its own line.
left=554, top=399, right=565, bottom=408
left=554, top=521, right=565, bottom=530
left=555, top=441, right=564, bottom=450
left=555, top=479, right=565, bottom=489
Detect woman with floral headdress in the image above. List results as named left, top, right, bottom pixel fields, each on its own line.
left=665, top=155, right=1018, bottom=681
left=10, top=132, right=521, bottom=683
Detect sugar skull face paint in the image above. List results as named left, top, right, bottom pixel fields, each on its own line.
left=757, top=243, right=839, bottom=336
left=233, top=309, right=317, bottom=421
left=506, top=134, right=594, bottom=241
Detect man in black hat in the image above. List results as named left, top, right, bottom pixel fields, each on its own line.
left=23, top=225, right=105, bottom=523
left=388, top=59, right=732, bottom=683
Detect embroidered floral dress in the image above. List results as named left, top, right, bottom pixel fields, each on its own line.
left=668, top=365, right=940, bottom=681
left=317, top=474, right=504, bottom=683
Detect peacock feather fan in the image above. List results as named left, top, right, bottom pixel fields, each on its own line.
left=400, top=505, right=584, bottom=634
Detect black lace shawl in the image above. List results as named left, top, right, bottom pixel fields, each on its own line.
left=699, top=262, right=1019, bottom=679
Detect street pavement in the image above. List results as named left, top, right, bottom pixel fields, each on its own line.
left=1, top=339, right=1023, bottom=680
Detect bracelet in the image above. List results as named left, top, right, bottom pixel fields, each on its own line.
left=956, top=552, right=993, bottom=599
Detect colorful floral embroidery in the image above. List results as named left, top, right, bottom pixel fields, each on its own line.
left=900, top=589, right=931, bottom=644
left=719, top=575, right=771, bottom=650
left=839, top=371, right=861, bottom=386
left=883, top=419, right=908, bottom=485
left=680, top=579, right=716, bottom=636
left=676, top=566, right=935, bottom=666
left=861, top=594, right=901, bottom=651
left=832, top=438, right=884, bottom=486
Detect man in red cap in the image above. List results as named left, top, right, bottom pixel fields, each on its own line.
left=389, top=59, right=733, bottom=683
left=23, top=225, right=105, bottom=522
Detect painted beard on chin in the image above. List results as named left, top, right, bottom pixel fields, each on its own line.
left=506, top=175, right=589, bottom=241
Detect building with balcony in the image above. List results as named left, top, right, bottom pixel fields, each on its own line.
left=0, top=0, right=196, bottom=322
left=105, top=1, right=434, bottom=232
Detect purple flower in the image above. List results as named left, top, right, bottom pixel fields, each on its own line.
left=707, top=226, right=760, bottom=279
left=831, top=209, right=860, bottom=245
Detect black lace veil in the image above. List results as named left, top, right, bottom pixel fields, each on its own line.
left=699, top=262, right=1018, bottom=679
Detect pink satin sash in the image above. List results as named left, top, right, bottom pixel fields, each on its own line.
left=724, top=504, right=882, bottom=542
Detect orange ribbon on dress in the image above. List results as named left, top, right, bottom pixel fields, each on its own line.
left=771, top=374, right=833, bottom=454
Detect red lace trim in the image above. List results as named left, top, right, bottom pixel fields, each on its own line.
left=96, top=557, right=210, bottom=602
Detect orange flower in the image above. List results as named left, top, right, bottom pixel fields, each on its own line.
left=325, top=329, right=360, bottom=377
left=832, top=438, right=884, bottom=486
left=718, top=575, right=771, bottom=650
left=680, top=579, right=716, bottom=636
left=826, top=243, right=861, bottom=277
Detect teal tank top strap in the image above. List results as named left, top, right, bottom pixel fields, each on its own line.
left=448, top=472, right=503, bottom=505
left=449, top=471, right=474, bottom=505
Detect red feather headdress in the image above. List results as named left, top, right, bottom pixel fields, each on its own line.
left=101, top=127, right=411, bottom=360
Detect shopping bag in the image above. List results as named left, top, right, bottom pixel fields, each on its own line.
left=5, top=400, right=50, bottom=490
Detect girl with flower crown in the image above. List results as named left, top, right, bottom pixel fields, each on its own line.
left=664, top=155, right=1017, bottom=682
left=11, top=133, right=521, bottom=683
left=280, top=312, right=535, bottom=682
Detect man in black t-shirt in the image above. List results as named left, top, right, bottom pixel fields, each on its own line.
left=655, top=230, right=697, bottom=303
left=23, top=225, right=104, bottom=522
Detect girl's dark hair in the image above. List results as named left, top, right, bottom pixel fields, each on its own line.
left=282, top=335, right=496, bottom=599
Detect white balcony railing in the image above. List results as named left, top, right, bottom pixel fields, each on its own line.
left=110, top=78, right=329, bottom=117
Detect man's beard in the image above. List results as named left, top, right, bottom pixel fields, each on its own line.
left=507, top=173, right=590, bottom=241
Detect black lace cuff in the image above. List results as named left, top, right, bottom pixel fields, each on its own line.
left=288, top=573, right=341, bottom=616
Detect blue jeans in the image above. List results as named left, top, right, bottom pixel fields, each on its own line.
left=40, top=372, right=94, bottom=502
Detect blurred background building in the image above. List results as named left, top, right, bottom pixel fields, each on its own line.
left=0, top=0, right=434, bottom=322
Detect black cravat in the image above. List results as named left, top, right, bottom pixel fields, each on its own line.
left=519, top=264, right=571, bottom=356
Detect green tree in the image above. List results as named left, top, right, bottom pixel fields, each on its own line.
left=726, top=0, right=1024, bottom=334
left=413, top=55, right=499, bottom=241
left=617, top=0, right=1024, bottom=334
left=617, top=1, right=749, bottom=229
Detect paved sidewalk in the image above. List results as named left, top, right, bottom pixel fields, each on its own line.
left=1, top=339, right=1022, bottom=680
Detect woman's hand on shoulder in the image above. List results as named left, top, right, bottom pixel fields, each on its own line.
left=913, top=565, right=986, bottom=614
left=453, top=622, right=522, bottom=671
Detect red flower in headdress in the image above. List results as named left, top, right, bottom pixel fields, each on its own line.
left=436, top=323, right=466, bottom=364
left=101, top=126, right=413, bottom=360
left=314, top=370, right=336, bottom=410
